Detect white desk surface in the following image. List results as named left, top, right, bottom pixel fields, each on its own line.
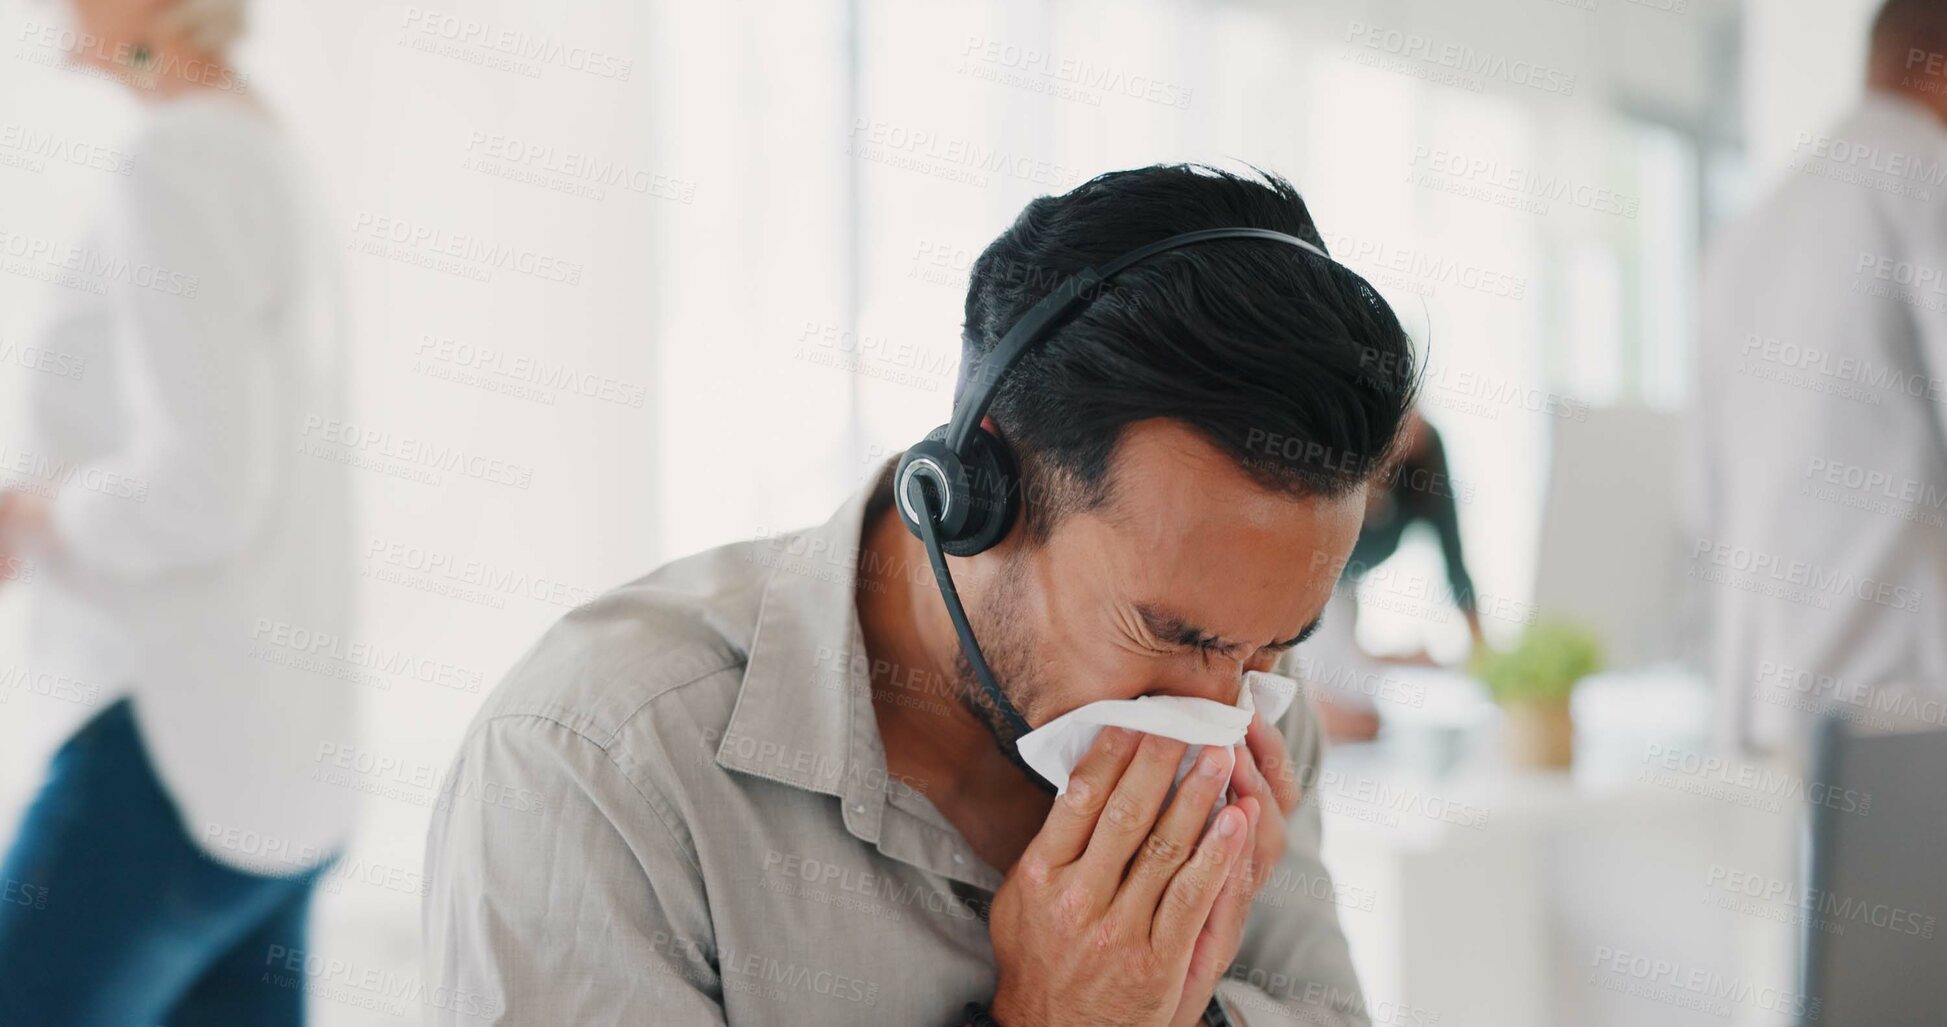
left=1314, top=667, right=1801, bottom=1027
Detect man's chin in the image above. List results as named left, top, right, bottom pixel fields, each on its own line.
left=952, top=659, right=1054, bottom=790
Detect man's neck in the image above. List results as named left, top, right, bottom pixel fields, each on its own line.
left=1867, top=79, right=1947, bottom=126
left=855, top=505, right=1039, bottom=812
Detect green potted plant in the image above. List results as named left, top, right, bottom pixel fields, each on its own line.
left=1470, top=621, right=1603, bottom=769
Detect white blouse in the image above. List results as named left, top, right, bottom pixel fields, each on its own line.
left=20, top=91, right=355, bottom=873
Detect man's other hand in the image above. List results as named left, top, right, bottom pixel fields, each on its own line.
left=987, top=727, right=1249, bottom=1027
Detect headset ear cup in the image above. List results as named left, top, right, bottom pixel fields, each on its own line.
left=943, top=427, right=1020, bottom=557
left=896, top=429, right=969, bottom=540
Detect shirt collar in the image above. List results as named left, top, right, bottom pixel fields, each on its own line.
left=1856, top=90, right=1947, bottom=138
left=716, top=461, right=892, bottom=802
left=714, top=458, right=1005, bottom=891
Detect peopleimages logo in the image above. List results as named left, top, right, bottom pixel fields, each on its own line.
left=362, top=536, right=599, bottom=610
left=1804, top=455, right=1947, bottom=512
left=1319, top=230, right=1529, bottom=300
left=262, top=944, right=505, bottom=1019
left=311, top=742, right=546, bottom=815
left=412, top=334, right=648, bottom=408
left=251, top=619, right=484, bottom=693
left=1406, top=147, right=1637, bottom=218
left=1588, top=945, right=1817, bottom=1020
left=14, top=19, right=247, bottom=92
left=958, top=35, right=1193, bottom=109
left=0, top=226, right=200, bottom=296
left=1639, top=742, right=1873, bottom=815
left=1793, top=130, right=1947, bottom=185
left=1755, top=660, right=1947, bottom=730
left=1343, top=22, right=1578, bottom=96
left=460, top=131, right=693, bottom=202
left=0, top=339, right=86, bottom=380
left=761, top=848, right=980, bottom=923
left=1689, top=536, right=1921, bottom=612
left=795, top=320, right=957, bottom=392
left=1, top=876, right=49, bottom=911
left=847, top=118, right=1080, bottom=189
left=0, top=122, right=135, bottom=175
left=398, top=6, right=632, bottom=81
left=1739, top=331, right=1946, bottom=404
left=299, top=414, right=535, bottom=489
left=1705, top=863, right=1937, bottom=938
left=0, top=663, right=102, bottom=707
left=346, top=212, right=585, bottom=285
left=0, top=443, right=148, bottom=501
left=1856, top=251, right=1947, bottom=293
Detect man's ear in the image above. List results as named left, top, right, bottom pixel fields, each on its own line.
left=974, top=415, right=1035, bottom=556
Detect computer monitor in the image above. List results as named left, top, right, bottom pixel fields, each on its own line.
left=1799, top=715, right=1947, bottom=1026
left=1532, top=406, right=1686, bottom=669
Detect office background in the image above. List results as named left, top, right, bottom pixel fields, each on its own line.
left=0, top=0, right=1904, bottom=1023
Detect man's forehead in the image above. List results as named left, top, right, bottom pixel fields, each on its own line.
left=1094, top=459, right=1362, bottom=550
left=1091, top=421, right=1352, bottom=529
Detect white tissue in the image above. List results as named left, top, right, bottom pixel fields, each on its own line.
left=1017, top=671, right=1300, bottom=808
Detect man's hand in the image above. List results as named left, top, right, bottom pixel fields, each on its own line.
left=987, top=726, right=1250, bottom=1027
left=1165, top=708, right=1306, bottom=1026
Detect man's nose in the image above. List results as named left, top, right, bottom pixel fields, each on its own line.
left=1155, top=661, right=1244, bottom=707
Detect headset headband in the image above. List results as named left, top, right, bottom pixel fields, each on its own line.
left=945, top=227, right=1336, bottom=452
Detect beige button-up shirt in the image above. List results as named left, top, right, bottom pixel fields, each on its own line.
left=423, top=462, right=1369, bottom=1025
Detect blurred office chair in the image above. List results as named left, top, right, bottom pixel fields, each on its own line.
left=1799, top=714, right=1947, bottom=1027
left=1532, top=406, right=1686, bottom=668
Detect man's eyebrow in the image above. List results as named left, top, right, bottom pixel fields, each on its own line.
left=1135, top=603, right=1322, bottom=653
left=1135, top=603, right=1207, bottom=646
left=1268, top=616, right=1324, bottom=651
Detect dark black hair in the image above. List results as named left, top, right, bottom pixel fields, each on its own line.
left=961, top=163, right=1419, bottom=537
left=1872, top=1, right=1947, bottom=82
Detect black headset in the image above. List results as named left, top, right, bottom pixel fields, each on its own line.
left=894, top=227, right=1355, bottom=794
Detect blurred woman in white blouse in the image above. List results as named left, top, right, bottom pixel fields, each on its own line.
left=0, top=0, right=355, bottom=1021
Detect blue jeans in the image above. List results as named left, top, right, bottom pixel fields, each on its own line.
left=0, top=698, right=328, bottom=1025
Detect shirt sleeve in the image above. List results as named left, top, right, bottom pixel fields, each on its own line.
left=422, top=714, right=728, bottom=1024
left=1213, top=692, right=1371, bottom=1027
left=45, top=118, right=279, bottom=578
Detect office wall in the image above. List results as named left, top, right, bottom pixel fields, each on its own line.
left=1740, top=0, right=1879, bottom=191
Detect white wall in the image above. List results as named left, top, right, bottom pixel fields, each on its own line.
left=1741, top=0, right=1880, bottom=189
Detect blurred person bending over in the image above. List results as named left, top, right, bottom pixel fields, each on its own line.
left=0, top=0, right=354, bottom=1022
left=1312, top=409, right=1482, bottom=742
left=423, top=166, right=1415, bottom=1025
left=1347, top=412, right=1482, bottom=651
left=1693, top=0, right=1947, bottom=759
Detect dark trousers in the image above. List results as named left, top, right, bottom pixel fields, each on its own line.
left=0, top=698, right=327, bottom=1025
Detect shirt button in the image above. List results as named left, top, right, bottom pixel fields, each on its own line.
left=852, top=804, right=865, bottom=815
left=952, top=852, right=965, bottom=865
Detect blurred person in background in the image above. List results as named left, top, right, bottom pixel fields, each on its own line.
left=1311, top=410, right=1481, bottom=741
left=0, top=0, right=354, bottom=1022
left=1693, top=0, right=1947, bottom=761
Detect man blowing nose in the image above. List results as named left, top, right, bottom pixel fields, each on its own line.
left=424, top=164, right=1416, bottom=1026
